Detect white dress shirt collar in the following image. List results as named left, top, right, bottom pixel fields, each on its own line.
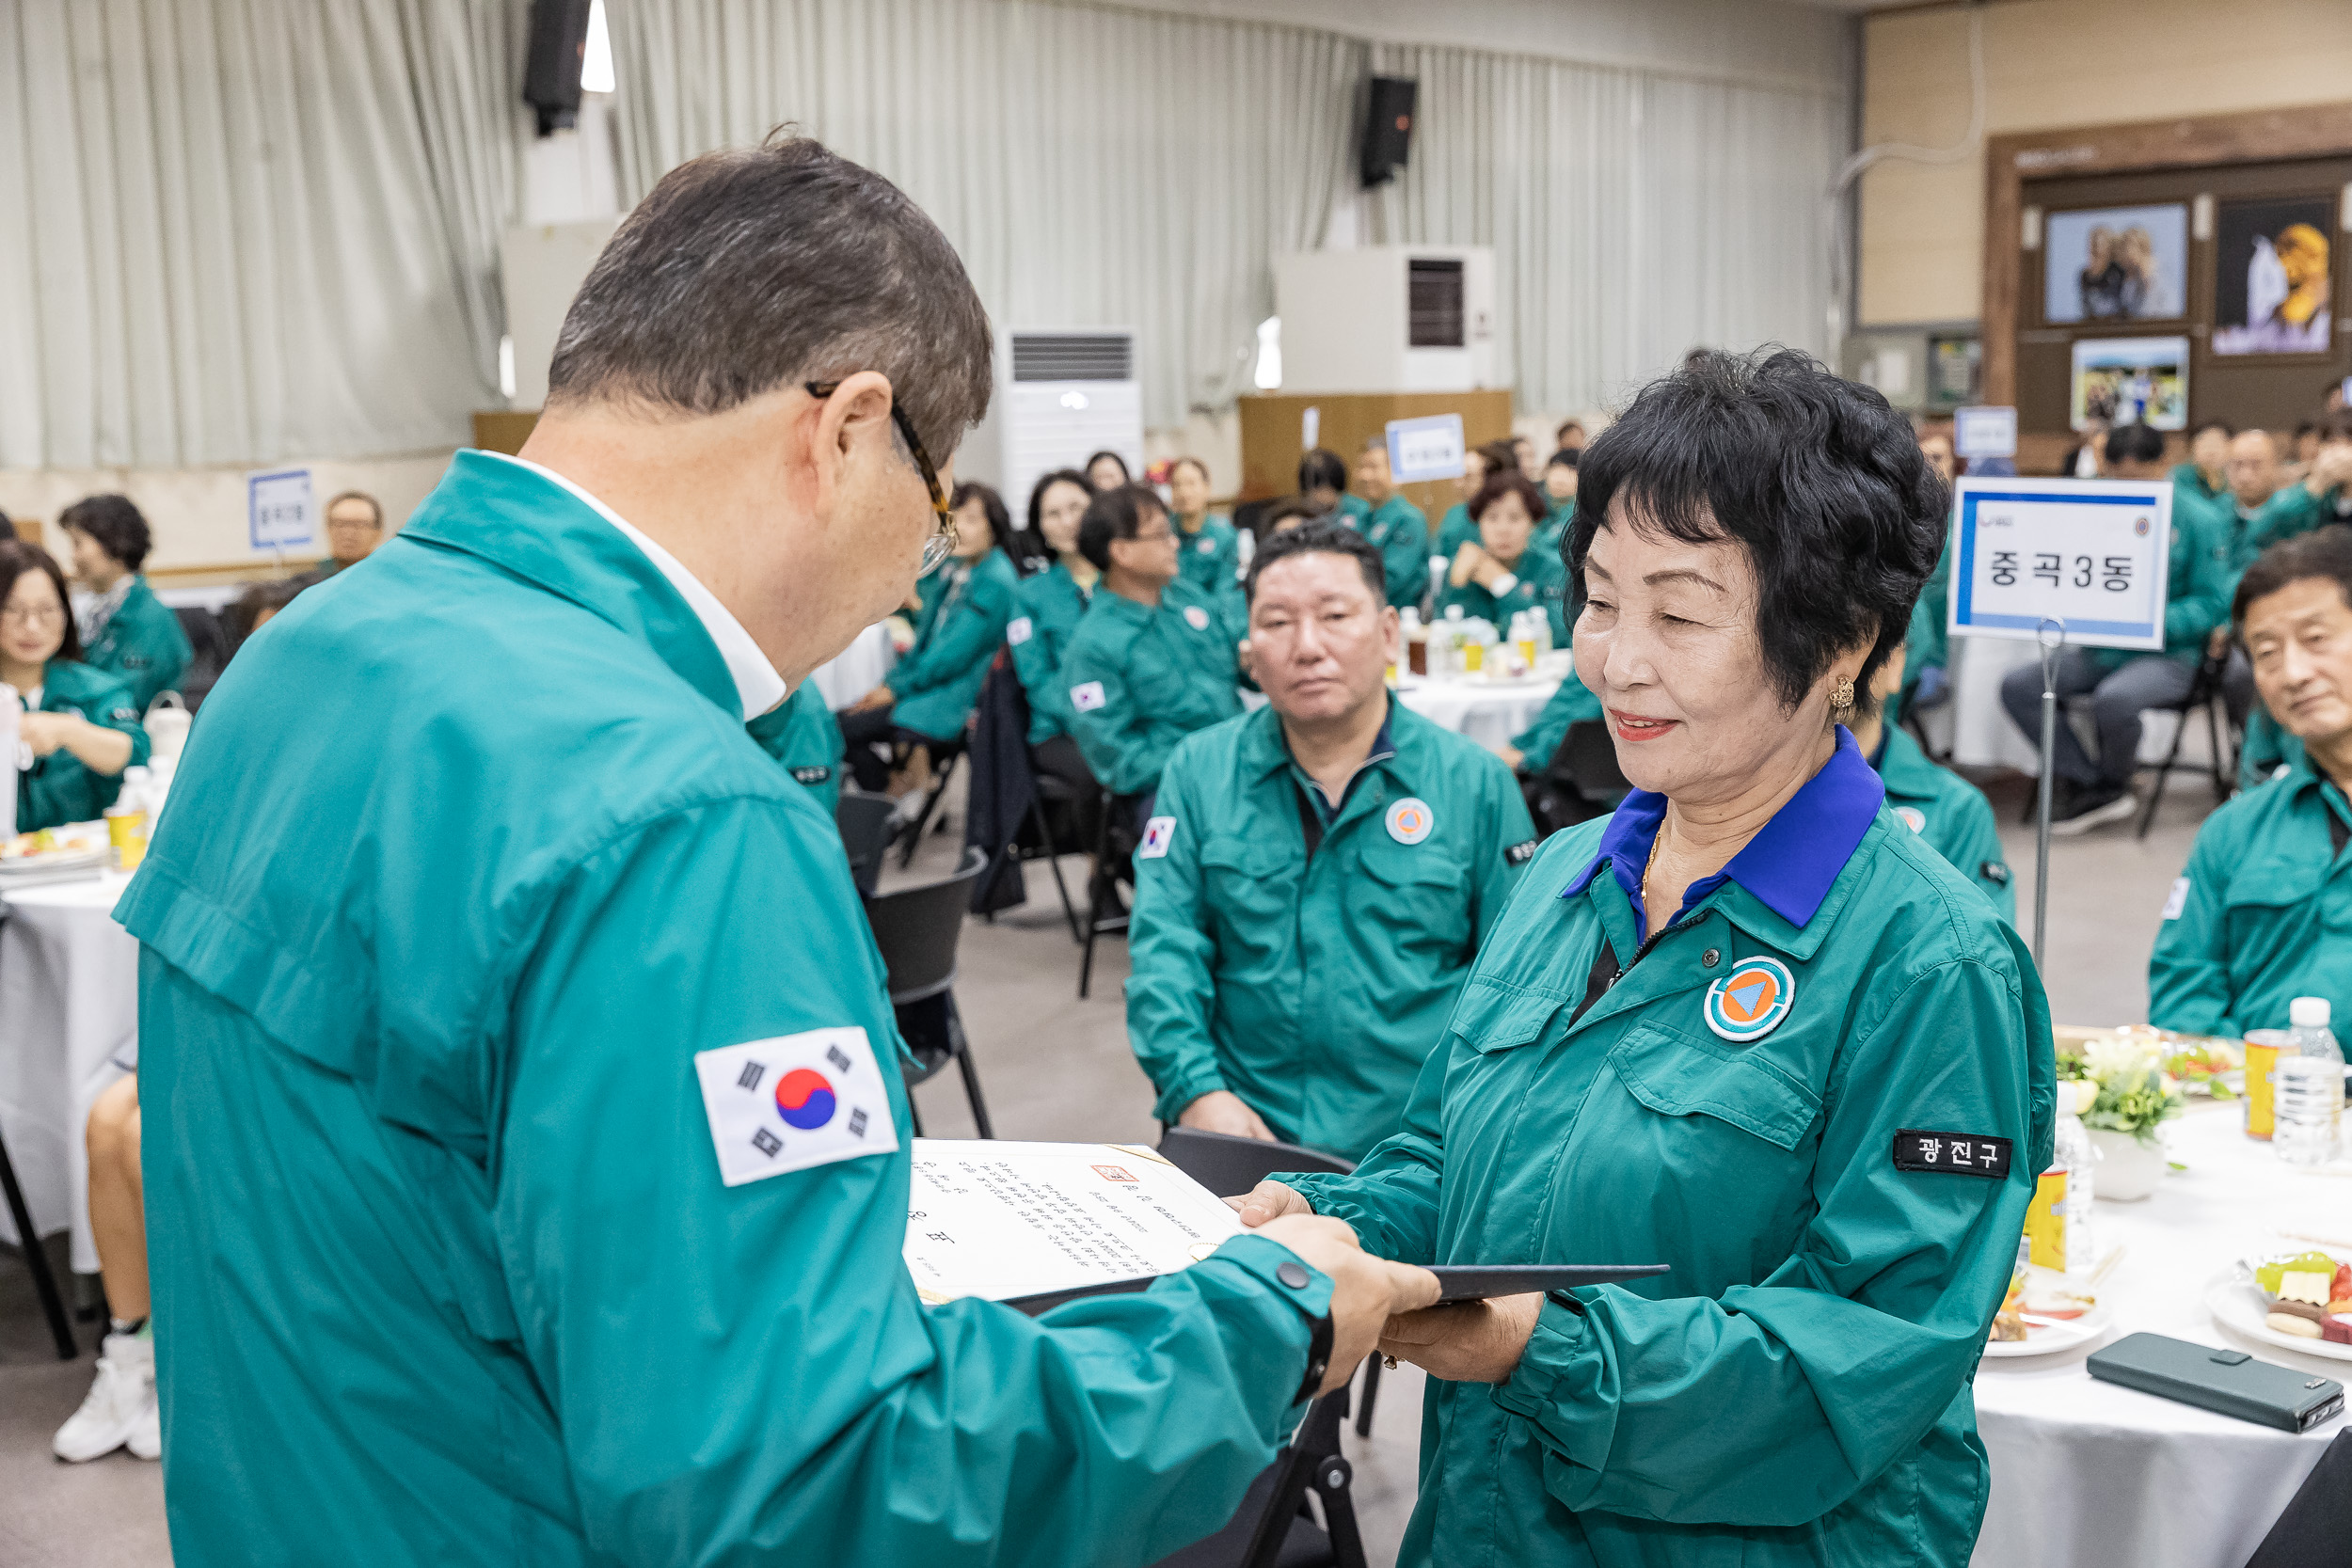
left=482, top=451, right=787, bottom=721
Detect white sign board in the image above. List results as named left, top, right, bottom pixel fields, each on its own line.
left=1948, top=478, right=2170, bottom=652
left=1952, top=405, right=2017, bottom=460
left=247, top=467, right=316, bottom=552
left=1386, top=413, right=1467, bottom=484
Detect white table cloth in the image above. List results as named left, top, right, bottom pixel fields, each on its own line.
left=0, top=871, right=138, bottom=1274
left=1971, top=1101, right=2347, bottom=1568
left=810, top=621, right=897, bottom=711
left=1393, top=673, right=1560, bottom=756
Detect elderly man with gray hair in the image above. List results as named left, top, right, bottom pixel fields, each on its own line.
left=118, top=133, right=1433, bottom=1567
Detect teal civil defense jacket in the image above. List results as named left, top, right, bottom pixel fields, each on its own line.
left=1437, top=546, right=1571, bottom=645
left=2237, top=705, right=2304, bottom=793
left=1874, top=727, right=2015, bottom=925
left=116, top=451, right=1334, bottom=1568
left=1175, top=513, right=1243, bottom=603
left=1282, top=730, right=2054, bottom=1568
left=1007, top=561, right=1094, bottom=746
left=745, top=681, right=843, bottom=814
left=83, top=575, right=191, bottom=712
left=1436, top=502, right=1477, bottom=563
left=2086, top=485, right=2231, bottom=674
left=1128, top=700, right=1536, bottom=1161
left=1510, top=664, right=1604, bottom=770
left=1904, top=518, right=1953, bottom=694
left=14, top=659, right=150, bottom=830
left=888, top=548, right=1018, bottom=742
left=1352, top=496, right=1432, bottom=611
left=2148, top=747, right=2351, bottom=1038
left=1060, top=580, right=1242, bottom=798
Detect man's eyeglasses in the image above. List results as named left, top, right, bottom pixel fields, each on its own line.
left=805, top=380, right=957, bottom=574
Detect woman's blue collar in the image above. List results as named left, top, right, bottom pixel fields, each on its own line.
left=1561, top=726, right=1886, bottom=932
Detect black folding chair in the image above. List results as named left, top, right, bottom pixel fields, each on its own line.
left=896, top=739, right=966, bottom=869
left=2134, top=648, right=2235, bottom=839
left=1078, top=790, right=1141, bottom=999
left=1151, top=1126, right=1375, bottom=1568
left=836, top=792, right=898, bottom=898
left=1157, top=1129, right=1385, bottom=1442
left=1016, top=772, right=1085, bottom=942
left=863, top=847, right=993, bottom=1137
left=0, top=903, right=79, bottom=1359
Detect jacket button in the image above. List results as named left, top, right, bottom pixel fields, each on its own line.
left=1702, top=947, right=1721, bottom=968
left=1277, top=1260, right=1311, bottom=1289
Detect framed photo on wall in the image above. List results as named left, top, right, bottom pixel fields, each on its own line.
left=2212, top=195, right=2334, bottom=356
left=2070, top=337, right=2189, bottom=431
left=2043, top=203, right=2188, bottom=324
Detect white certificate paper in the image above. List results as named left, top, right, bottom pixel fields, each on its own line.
left=903, top=1140, right=1244, bottom=1305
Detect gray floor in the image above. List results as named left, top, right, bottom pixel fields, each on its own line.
left=0, top=760, right=2224, bottom=1566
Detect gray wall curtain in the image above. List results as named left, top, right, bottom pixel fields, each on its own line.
left=610, top=0, right=1366, bottom=427
left=0, top=0, right=521, bottom=469
left=1367, top=42, right=1847, bottom=415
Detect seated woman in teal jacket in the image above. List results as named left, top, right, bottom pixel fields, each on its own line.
left=4, top=542, right=151, bottom=831
left=1007, top=469, right=1103, bottom=810
left=1231, top=349, right=2048, bottom=1568
left=839, top=481, right=1018, bottom=794
left=2152, top=528, right=2352, bottom=1037
left=1434, top=441, right=1518, bottom=562
left=60, top=494, right=191, bottom=713
left=1437, top=470, right=1571, bottom=644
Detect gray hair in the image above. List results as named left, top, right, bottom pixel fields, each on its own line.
left=547, top=131, right=993, bottom=460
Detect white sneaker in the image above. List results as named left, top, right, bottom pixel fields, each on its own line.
left=52, top=1334, right=156, bottom=1464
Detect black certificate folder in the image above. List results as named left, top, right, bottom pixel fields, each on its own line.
left=2088, top=1333, right=2345, bottom=1433
left=1007, top=1262, right=1669, bottom=1317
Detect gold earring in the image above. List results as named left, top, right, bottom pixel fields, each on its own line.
left=1832, top=675, right=1855, bottom=712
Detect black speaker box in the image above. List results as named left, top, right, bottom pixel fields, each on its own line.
left=1360, top=76, right=1417, bottom=188
left=524, top=0, right=594, bottom=136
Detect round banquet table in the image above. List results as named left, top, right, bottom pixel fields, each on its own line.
left=1392, top=672, right=1560, bottom=755
left=1970, top=1101, right=2349, bottom=1568
left=0, top=871, right=138, bottom=1275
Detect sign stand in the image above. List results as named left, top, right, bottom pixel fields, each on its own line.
left=2032, top=618, right=2065, bottom=970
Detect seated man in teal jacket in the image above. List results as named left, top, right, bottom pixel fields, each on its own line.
left=1438, top=470, right=1570, bottom=645
left=2244, top=414, right=2352, bottom=559
left=840, top=480, right=1018, bottom=794
left=1060, top=484, right=1242, bottom=809
left=1128, top=521, right=1535, bottom=1161
left=1345, top=438, right=1430, bottom=613
left=2152, top=527, right=2352, bottom=1036
left=60, top=494, right=191, bottom=713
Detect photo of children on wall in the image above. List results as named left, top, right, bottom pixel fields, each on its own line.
left=2044, top=204, right=2187, bottom=323
left=2213, top=195, right=2334, bottom=356
left=2070, top=337, right=2188, bottom=431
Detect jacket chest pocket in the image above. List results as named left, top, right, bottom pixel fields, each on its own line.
left=1199, top=836, right=1296, bottom=935
left=1547, top=1019, right=1825, bottom=1252
left=1356, top=840, right=1472, bottom=952
left=2224, top=854, right=2333, bottom=934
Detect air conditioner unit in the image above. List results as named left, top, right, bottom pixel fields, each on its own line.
left=1271, top=246, right=1496, bottom=394
left=958, top=329, right=1145, bottom=515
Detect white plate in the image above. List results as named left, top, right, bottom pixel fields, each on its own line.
left=2205, top=1273, right=2352, bottom=1362
left=0, top=847, right=109, bottom=878
left=1983, top=1299, right=2113, bottom=1357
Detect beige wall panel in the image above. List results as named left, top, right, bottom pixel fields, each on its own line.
left=1859, top=0, right=2352, bottom=325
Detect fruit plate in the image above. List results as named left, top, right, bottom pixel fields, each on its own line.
left=2205, top=1273, right=2352, bottom=1363
left=1983, top=1300, right=2113, bottom=1358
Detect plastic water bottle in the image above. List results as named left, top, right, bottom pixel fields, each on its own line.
left=2026, top=1080, right=2097, bottom=1272
left=2275, top=997, right=2344, bottom=1167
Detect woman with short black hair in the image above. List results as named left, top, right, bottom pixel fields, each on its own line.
left=2, top=540, right=151, bottom=830
left=1237, top=349, right=2052, bottom=1568
left=58, top=493, right=190, bottom=712
left=840, top=480, right=1020, bottom=797
left=1295, top=448, right=1349, bottom=517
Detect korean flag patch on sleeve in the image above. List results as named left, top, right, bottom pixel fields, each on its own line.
left=2161, top=877, right=2189, bottom=920
left=1006, top=615, right=1033, bottom=646
left=692, top=1026, right=899, bottom=1187
left=1070, top=680, right=1107, bottom=712
left=1138, top=816, right=1177, bottom=858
